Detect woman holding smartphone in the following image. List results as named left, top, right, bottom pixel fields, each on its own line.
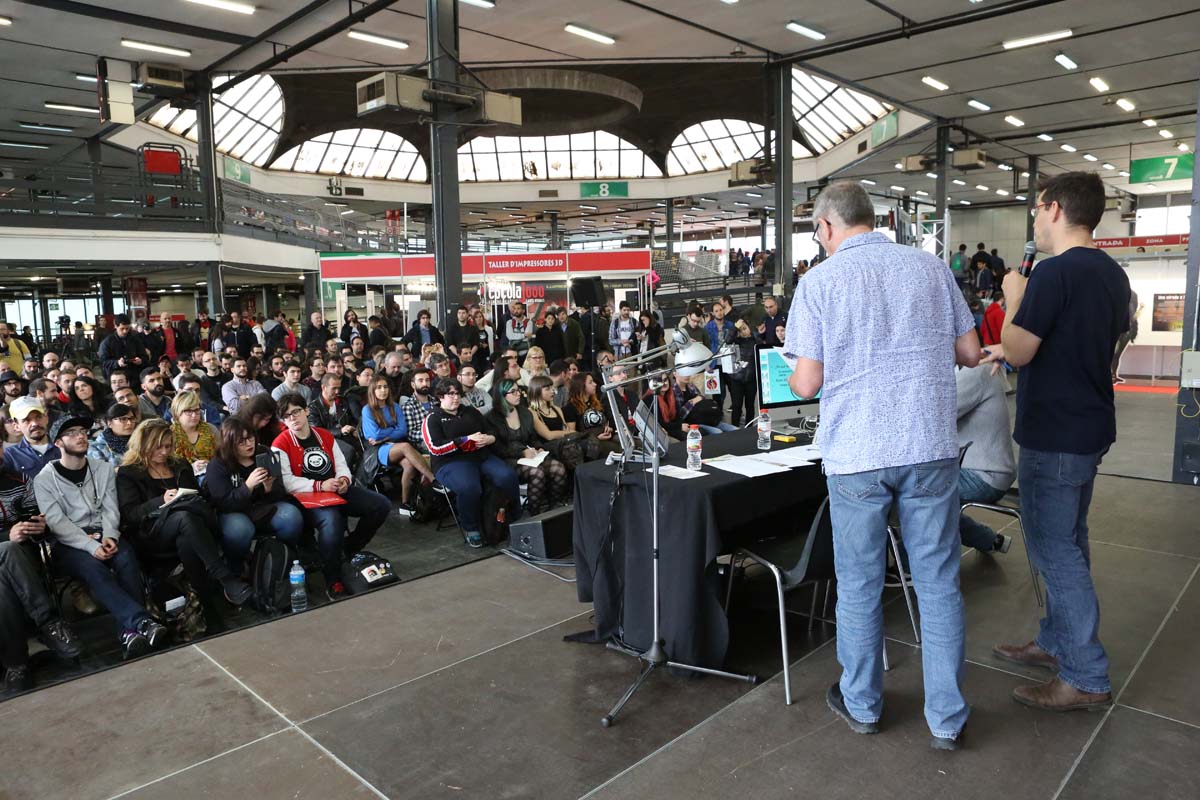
left=206, top=417, right=304, bottom=573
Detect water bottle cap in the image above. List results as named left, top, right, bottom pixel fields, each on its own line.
left=293, top=560, right=300, bottom=565
left=690, top=425, right=699, bottom=430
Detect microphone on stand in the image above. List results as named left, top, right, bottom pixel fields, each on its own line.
left=1018, top=240, right=1037, bottom=278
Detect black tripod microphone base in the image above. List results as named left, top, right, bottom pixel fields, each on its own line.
left=643, top=639, right=668, bottom=667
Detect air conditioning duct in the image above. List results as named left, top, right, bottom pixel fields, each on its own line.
left=950, top=148, right=988, bottom=170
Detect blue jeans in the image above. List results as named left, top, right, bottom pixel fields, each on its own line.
left=303, top=485, right=391, bottom=581
left=897, top=468, right=1006, bottom=570
left=1018, top=447, right=1111, bottom=694
left=827, top=458, right=968, bottom=739
left=52, top=542, right=149, bottom=632
left=696, top=422, right=738, bottom=436
left=435, top=454, right=521, bottom=534
left=219, top=502, right=305, bottom=572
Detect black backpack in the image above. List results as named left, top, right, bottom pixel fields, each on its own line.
left=481, top=487, right=513, bottom=545
left=340, top=551, right=399, bottom=594
left=250, top=537, right=294, bottom=614
left=411, top=482, right=451, bottom=524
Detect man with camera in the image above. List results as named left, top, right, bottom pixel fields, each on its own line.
left=982, top=172, right=1128, bottom=712
left=98, top=314, right=149, bottom=388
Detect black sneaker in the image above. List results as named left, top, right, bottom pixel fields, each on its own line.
left=396, top=501, right=416, bottom=518
left=994, top=534, right=1013, bottom=554
left=826, top=682, right=880, bottom=735
left=430, top=480, right=450, bottom=495
left=121, top=629, right=151, bottom=660
left=221, top=576, right=254, bottom=607
left=37, top=619, right=82, bottom=661
left=4, top=665, right=33, bottom=694
left=137, top=618, right=168, bottom=649
left=464, top=531, right=485, bottom=549
left=931, top=727, right=964, bottom=751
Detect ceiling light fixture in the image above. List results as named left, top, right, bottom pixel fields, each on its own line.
left=785, top=21, right=826, bottom=40
left=121, top=39, right=192, bottom=57
left=996, top=189, right=1010, bottom=196
left=1015, top=195, right=1027, bottom=201
left=1060, top=143, right=1077, bottom=152
left=564, top=23, right=615, bottom=45
left=1142, top=119, right=1157, bottom=127
left=1054, top=52, right=1078, bottom=70
left=889, top=185, right=905, bottom=192
left=734, top=201, right=749, bottom=207
left=998, top=163, right=1014, bottom=171
left=184, top=0, right=256, bottom=14
left=0, top=141, right=49, bottom=149
left=43, top=102, right=98, bottom=114
left=1088, top=77, right=1109, bottom=92
left=1102, top=163, right=1115, bottom=170
left=1004, top=115, right=1025, bottom=127
left=926, top=172, right=938, bottom=179
left=579, top=204, right=598, bottom=210
left=860, top=179, right=876, bottom=185
left=347, top=30, right=409, bottom=49
left=967, top=99, right=991, bottom=111
left=1115, top=98, right=1136, bottom=112
left=745, top=191, right=762, bottom=197
left=894, top=162, right=903, bottom=169
left=700, top=197, right=717, bottom=202
left=1159, top=129, right=1173, bottom=138
left=460, top=0, right=496, bottom=7
left=1118, top=170, right=1130, bottom=177
left=1037, top=133, right=1054, bottom=142
left=1146, top=183, right=1158, bottom=190
left=952, top=179, right=966, bottom=186
left=1082, top=153, right=1098, bottom=161
left=915, top=190, right=929, bottom=196
left=960, top=200, right=972, bottom=205
left=975, top=184, right=989, bottom=191
left=18, top=122, right=73, bottom=133
left=1002, top=29, right=1073, bottom=50
left=0, top=16, right=12, bottom=25
left=1178, top=142, right=1190, bottom=152
left=921, top=76, right=949, bottom=91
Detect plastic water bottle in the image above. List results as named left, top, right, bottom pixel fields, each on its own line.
left=686, top=425, right=703, bottom=471
left=289, top=560, right=307, bottom=613
left=757, top=410, right=772, bottom=450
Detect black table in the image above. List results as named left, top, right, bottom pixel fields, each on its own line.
left=572, top=429, right=827, bottom=669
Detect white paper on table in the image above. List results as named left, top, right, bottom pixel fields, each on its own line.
left=518, top=450, right=549, bottom=468
left=703, top=456, right=792, bottom=478
left=747, top=451, right=813, bottom=469
left=650, top=465, right=709, bottom=479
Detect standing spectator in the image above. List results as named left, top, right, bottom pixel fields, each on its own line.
left=503, top=302, right=534, bottom=362
left=445, top=305, right=476, bottom=358
left=970, top=242, right=993, bottom=279
left=990, top=248, right=1006, bottom=274
left=1111, top=290, right=1142, bottom=384
left=785, top=180, right=980, bottom=748
left=705, top=300, right=735, bottom=412
left=472, top=308, right=495, bottom=362
left=250, top=314, right=266, bottom=348
left=367, top=315, right=391, bottom=350
left=3, top=397, right=60, bottom=482
left=301, top=311, right=331, bottom=351
left=223, top=311, right=255, bottom=360
left=401, top=308, right=445, bottom=353
left=557, top=306, right=584, bottom=362
left=192, top=310, right=215, bottom=352
left=726, top=317, right=760, bottom=427
left=634, top=311, right=664, bottom=361
left=262, top=310, right=288, bottom=354
left=34, top=413, right=165, bottom=660
left=980, top=291, right=1006, bottom=347
left=340, top=310, right=368, bottom=344
left=760, top=296, right=788, bottom=347
left=272, top=392, right=390, bottom=598
left=983, top=172, right=1129, bottom=713
left=535, top=307, right=566, bottom=363
left=17, top=325, right=36, bottom=354
left=949, top=243, right=968, bottom=287
left=97, top=315, right=147, bottom=386
left=608, top=302, right=637, bottom=359
left=221, top=358, right=265, bottom=415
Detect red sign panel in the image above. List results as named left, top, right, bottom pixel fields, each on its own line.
left=566, top=249, right=652, bottom=273
left=320, top=255, right=401, bottom=280
left=319, top=249, right=651, bottom=281
left=484, top=253, right=568, bottom=274
left=1096, top=234, right=1190, bottom=249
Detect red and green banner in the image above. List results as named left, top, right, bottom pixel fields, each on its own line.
left=319, top=249, right=651, bottom=282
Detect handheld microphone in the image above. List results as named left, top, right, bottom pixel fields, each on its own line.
left=1018, top=240, right=1037, bottom=278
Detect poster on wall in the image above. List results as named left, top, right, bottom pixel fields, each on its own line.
left=123, top=277, right=148, bottom=322
left=1152, top=293, right=1185, bottom=332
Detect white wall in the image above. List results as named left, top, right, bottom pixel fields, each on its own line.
left=947, top=206, right=1028, bottom=265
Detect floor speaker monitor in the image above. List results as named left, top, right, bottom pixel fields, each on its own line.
left=509, top=507, right=573, bottom=560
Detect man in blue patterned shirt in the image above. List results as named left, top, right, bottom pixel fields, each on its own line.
left=785, top=181, right=982, bottom=750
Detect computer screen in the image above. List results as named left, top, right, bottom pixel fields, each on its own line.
left=756, top=346, right=820, bottom=410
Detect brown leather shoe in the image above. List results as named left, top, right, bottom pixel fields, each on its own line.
left=993, top=641, right=1058, bottom=671
left=1013, top=678, right=1112, bottom=712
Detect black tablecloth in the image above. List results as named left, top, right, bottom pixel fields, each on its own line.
left=572, top=429, right=827, bottom=669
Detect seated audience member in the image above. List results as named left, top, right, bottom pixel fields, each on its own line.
left=272, top=393, right=390, bottom=598
left=400, top=368, right=436, bottom=455
left=116, top=419, right=253, bottom=625
left=112, top=385, right=140, bottom=413
left=21, top=356, right=39, bottom=382
left=170, top=352, right=201, bottom=392
left=564, top=373, right=618, bottom=458
left=3, top=397, right=60, bottom=481
left=55, top=368, right=74, bottom=406
left=41, top=350, right=61, bottom=373
left=1, top=370, right=26, bottom=407
left=1, top=467, right=82, bottom=693
left=89, top=403, right=138, bottom=465
left=484, top=380, right=568, bottom=514
left=28, top=378, right=63, bottom=427
left=458, top=362, right=491, bottom=413
left=476, top=351, right=528, bottom=394
left=66, top=376, right=107, bottom=433
left=108, top=371, right=129, bottom=395
left=308, top=373, right=357, bottom=452
left=221, top=357, right=265, bottom=415
left=235, top=393, right=284, bottom=450
left=456, top=341, right=486, bottom=375
left=344, top=364, right=373, bottom=420
left=272, top=360, right=312, bottom=405
left=323, top=355, right=349, bottom=396
left=206, top=418, right=304, bottom=573
left=548, top=360, right=570, bottom=409
left=527, top=375, right=583, bottom=469
left=670, top=370, right=737, bottom=435
left=177, top=373, right=222, bottom=425
left=422, top=378, right=521, bottom=548
left=137, top=368, right=172, bottom=421
left=426, top=352, right=454, bottom=382
left=524, top=346, right=549, bottom=380
left=0, top=406, right=22, bottom=451
left=171, top=391, right=219, bottom=480
left=33, top=414, right=165, bottom=659
left=302, top=355, right=326, bottom=395
left=199, top=351, right=228, bottom=402
left=259, top=355, right=285, bottom=393
left=362, top=377, right=435, bottom=516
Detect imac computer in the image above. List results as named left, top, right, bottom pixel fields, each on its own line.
left=756, top=346, right=820, bottom=431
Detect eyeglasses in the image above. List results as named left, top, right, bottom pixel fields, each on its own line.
left=179, top=408, right=202, bottom=416
left=111, top=415, right=135, bottom=424
left=282, top=408, right=307, bottom=421
left=238, top=435, right=256, bottom=444
left=505, top=387, right=522, bottom=395
left=59, top=428, right=88, bottom=439
left=1030, top=201, right=1055, bottom=218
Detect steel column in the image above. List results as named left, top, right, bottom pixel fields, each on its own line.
left=303, top=271, right=319, bottom=320
left=1171, top=76, right=1200, bottom=484
left=665, top=201, right=674, bottom=258
left=195, top=79, right=222, bottom=235
left=428, top=0, right=463, bottom=325
left=774, top=64, right=794, bottom=288
left=1025, top=155, right=1039, bottom=243
left=934, top=123, right=950, bottom=260
left=207, top=262, right=226, bottom=317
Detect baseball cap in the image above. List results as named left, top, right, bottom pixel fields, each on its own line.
left=8, top=396, right=46, bottom=421
left=49, top=413, right=94, bottom=443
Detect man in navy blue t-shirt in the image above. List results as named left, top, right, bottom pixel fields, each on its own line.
left=983, top=172, right=1129, bottom=713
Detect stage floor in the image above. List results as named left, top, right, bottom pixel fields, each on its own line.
left=5, top=471, right=1197, bottom=800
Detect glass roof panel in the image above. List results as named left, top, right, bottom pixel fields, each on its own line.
left=272, top=128, right=425, bottom=181
left=145, top=74, right=285, bottom=167
left=790, top=66, right=891, bottom=154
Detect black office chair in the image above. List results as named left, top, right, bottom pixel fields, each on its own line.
left=724, top=496, right=836, bottom=706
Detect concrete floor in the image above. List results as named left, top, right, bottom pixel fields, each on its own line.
left=4, top=469, right=1197, bottom=800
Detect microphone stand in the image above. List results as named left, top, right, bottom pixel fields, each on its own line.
left=597, top=344, right=757, bottom=728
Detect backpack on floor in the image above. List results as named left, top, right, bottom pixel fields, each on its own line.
left=481, top=487, right=513, bottom=546
left=146, top=569, right=207, bottom=642
left=250, top=536, right=294, bottom=614
left=340, top=550, right=399, bottom=594
left=411, top=481, right=451, bottom=524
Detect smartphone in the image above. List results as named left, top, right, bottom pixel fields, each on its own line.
left=255, top=451, right=282, bottom=479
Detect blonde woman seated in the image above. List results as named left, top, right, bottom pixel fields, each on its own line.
left=523, top=346, right=549, bottom=380
left=527, top=374, right=583, bottom=470
left=362, top=376, right=435, bottom=517
left=170, top=390, right=219, bottom=480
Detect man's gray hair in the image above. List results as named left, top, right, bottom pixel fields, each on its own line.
left=813, top=180, right=876, bottom=229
